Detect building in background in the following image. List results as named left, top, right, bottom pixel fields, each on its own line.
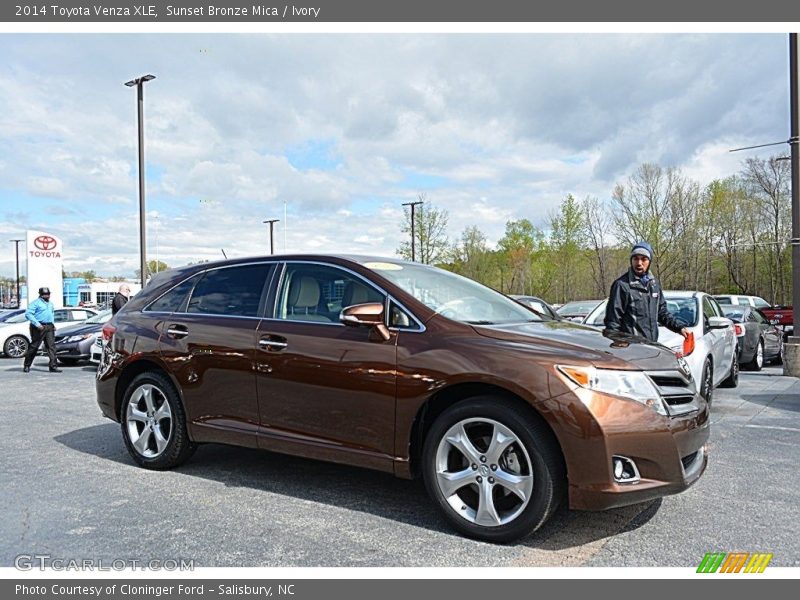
left=75, top=281, right=141, bottom=307
left=63, top=278, right=86, bottom=306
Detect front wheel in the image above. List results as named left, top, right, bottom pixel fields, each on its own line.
left=422, top=397, right=565, bottom=543
left=4, top=335, right=29, bottom=358
left=121, top=371, right=196, bottom=470
left=699, top=358, right=714, bottom=405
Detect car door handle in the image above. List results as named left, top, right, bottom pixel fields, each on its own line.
left=166, top=324, right=189, bottom=339
left=259, top=336, right=288, bottom=351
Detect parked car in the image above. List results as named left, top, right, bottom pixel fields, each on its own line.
left=53, top=309, right=113, bottom=365
left=0, top=308, right=26, bottom=323
left=0, top=308, right=98, bottom=358
left=90, top=336, right=104, bottom=364
left=760, top=305, right=794, bottom=342
left=719, top=305, right=782, bottom=370
left=509, top=295, right=560, bottom=320
left=98, top=255, right=708, bottom=543
left=712, top=294, right=771, bottom=309
left=583, top=291, right=738, bottom=403
left=556, top=299, right=603, bottom=322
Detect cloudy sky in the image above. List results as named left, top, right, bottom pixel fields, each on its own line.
left=0, top=33, right=790, bottom=278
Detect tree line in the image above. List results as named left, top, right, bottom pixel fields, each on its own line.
left=397, top=156, right=794, bottom=307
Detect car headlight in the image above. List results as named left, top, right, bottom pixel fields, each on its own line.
left=557, top=365, right=667, bottom=416
left=66, top=334, right=94, bottom=343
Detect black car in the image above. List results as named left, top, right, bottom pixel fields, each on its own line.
left=509, top=295, right=560, bottom=320
left=719, top=305, right=782, bottom=370
left=54, top=309, right=112, bottom=365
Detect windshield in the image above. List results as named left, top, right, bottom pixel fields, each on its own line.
left=6, top=313, right=28, bottom=324
left=720, top=306, right=745, bottom=323
left=663, top=296, right=698, bottom=327
left=753, top=297, right=771, bottom=308
left=557, top=300, right=600, bottom=315
left=86, top=309, right=112, bottom=324
left=363, top=261, right=541, bottom=325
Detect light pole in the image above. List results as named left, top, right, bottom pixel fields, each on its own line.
left=263, top=219, right=280, bottom=255
left=402, top=200, right=424, bottom=262
left=787, top=33, right=800, bottom=376
left=124, top=73, right=156, bottom=287
left=9, top=239, right=23, bottom=307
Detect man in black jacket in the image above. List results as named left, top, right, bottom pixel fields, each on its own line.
left=111, top=284, right=131, bottom=315
left=604, top=242, right=689, bottom=342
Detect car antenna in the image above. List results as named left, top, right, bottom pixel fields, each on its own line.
left=221, top=248, right=228, bottom=259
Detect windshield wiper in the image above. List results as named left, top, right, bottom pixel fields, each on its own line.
left=466, top=320, right=495, bottom=325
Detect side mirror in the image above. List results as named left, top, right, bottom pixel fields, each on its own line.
left=708, top=316, right=732, bottom=330
left=340, top=302, right=391, bottom=341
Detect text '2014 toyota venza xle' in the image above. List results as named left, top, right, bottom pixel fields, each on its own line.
left=97, top=255, right=708, bottom=542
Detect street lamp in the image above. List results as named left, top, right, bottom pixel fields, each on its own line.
left=401, top=200, right=424, bottom=262
left=9, top=239, right=23, bottom=307
left=263, top=219, right=280, bottom=255
left=124, top=73, right=156, bottom=287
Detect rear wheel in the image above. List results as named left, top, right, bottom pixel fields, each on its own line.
left=745, top=340, right=764, bottom=371
left=719, top=349, right=739, bottom=388
left=422, top=397, right=565, bottom=543
left=121, top=371, right=196, bottom=469
left=3, top=335, right=29, bottom=358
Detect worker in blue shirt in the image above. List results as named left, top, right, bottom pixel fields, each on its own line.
left=23, top=287, right=61, bottom=373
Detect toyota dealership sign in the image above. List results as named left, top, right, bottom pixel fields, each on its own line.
left=26, top=229, right=64, bottom=308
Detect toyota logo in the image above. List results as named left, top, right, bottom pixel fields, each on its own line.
left=34, top=235, right=57, bottom=251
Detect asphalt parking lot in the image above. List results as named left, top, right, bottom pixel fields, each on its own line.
left=1, top=359, right=798, bottom=568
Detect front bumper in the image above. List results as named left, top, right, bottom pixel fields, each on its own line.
left=550, top=385, right=710, bottom=511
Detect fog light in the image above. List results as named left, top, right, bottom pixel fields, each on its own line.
left=612, top=456, right=641, bottom=484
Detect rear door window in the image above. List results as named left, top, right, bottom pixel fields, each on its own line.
left=187, top=264, right=274, bottom=318
left=147, top=274, right=203, bottom=313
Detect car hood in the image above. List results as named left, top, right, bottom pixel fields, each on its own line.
left=472, top=320, right=679, bottom=370
left=55, top=322, right=102, bottom=337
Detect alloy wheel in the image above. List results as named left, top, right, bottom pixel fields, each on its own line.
left=756, top=341, right=764, bottom=369
left=125, top=383, right=173, bottom=458
left=5, top=337, right=28, bottom=358
left=434, top=417, right=534, bottom=527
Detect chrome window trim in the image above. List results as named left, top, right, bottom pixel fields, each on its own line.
left=143, top=261, right=279, bottom=316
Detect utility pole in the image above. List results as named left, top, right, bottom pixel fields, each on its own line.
left=402, top=200, right=424, bottom=262
left=787, top=33, right=800, bottom=377
left=263, top=219, right=280, bottom=255
left=124, top=74, right=156, bottom=287
left=10, top=239, right=23, bottom=307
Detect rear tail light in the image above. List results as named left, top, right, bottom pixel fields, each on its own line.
left=102, top=323, right=116, bottom=342
left=734, top=324, right=744, bottom=337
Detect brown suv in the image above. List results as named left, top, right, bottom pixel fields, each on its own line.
left=97, top=255, right=708, bottom=542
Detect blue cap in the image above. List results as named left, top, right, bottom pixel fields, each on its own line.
left=631, top=241, right=653, bottom=261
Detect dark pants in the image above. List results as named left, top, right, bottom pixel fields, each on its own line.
left=24, top=323, right=56, bottom=369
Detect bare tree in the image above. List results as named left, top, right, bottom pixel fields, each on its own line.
left=582, top=196, right=613, bottom=297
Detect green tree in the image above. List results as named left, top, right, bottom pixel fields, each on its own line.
left=397, top=195, right=450, bottom=265
left=549, top=194, right=586, bottom=303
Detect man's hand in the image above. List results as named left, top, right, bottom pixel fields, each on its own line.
left=680, top=327, right=690, bottom=339
left=37, top=324, right=44, bottom=331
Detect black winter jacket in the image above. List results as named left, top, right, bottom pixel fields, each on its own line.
left=111, top=292, right=128, bottom=315
left=603, top=269, right=684, bottom=342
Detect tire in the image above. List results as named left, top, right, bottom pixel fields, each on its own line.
left=699, top=358, right=713, bottom=405
left=745, top=340, right=764, bottom=372
left=422, top=396, right=565, bottom=543
left=719, top=349, right=739, bottom=388
left=57, top=357, right=79, bottom=366
left=3, top=335, right=29, bottom=358
left=120, top=371, right=196, bottom=470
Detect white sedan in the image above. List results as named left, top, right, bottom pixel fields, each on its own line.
left=583, top=291, right=738, bottom=403
left=0, top=308, right=97, bottom=358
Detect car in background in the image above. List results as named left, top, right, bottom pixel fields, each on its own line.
left=556, top=299, right=603, bottom=323
left=712, top=294, right=771, bottom=309
left=54, top=309, right=113, bottom=366
left=584, top=291, right=737, bottom=403
left=0, top=307, right=98, bottom=358
left=97, top=255, right=709, bottom=543
left=0, top=308, right=26, bottom=323
left=719, top=304, right=782, bottom=370
left=509, top=295, right=560, bottom=320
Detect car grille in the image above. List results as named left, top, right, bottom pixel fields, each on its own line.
left=645, top=370, right=697, bottom=411
left=681, top=451, right=699, bottom=470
